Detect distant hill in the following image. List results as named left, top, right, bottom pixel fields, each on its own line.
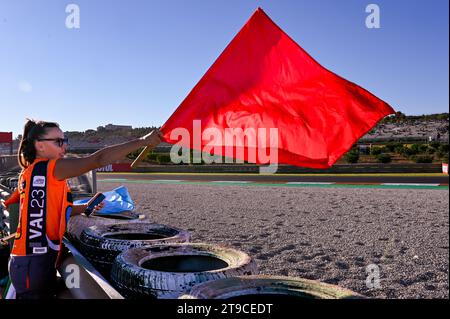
left=381, top=112, right=449, bottom=123
left=361, top=112, right=448, bottom=143
left=63, top=126, right=159, bottom=152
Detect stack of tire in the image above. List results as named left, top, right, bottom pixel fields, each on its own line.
left=66, top=211, right=145, bottom=248
left=110, top=243, right=258, bottom=299
left=74, top=214, right=361, bottom=299
left=180, top=275, right=364, bottom=300
left=78, top=222, right=363, bottom=299
left=78, top=222, right=191, bottom=279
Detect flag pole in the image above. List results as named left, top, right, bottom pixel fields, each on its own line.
left=130, top=146, right=151, bottom=168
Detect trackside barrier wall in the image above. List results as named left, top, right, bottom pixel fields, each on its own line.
left=129, top=163, right=444, bottom=174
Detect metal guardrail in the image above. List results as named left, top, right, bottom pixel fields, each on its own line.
left=59, top=238, right=124, bottom=299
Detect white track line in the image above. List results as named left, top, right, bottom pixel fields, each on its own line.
left=382, top=183, right=441, bottom=187
left=98, top=178, right=128, bottom=182
left=211, top=181, right=251, bottom=183
left=286, top=182, right=335, bottom=185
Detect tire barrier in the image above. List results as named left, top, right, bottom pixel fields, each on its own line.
left=66, top=212, right=145, bottom=247
left=0, top=203, right=19, bottom=250
left=79, top=223, right=190, bottom=278
left=180, top=275, right=364, bottom=300
left=111, top=243, right=258, bottom=299
left=0, top=176, right=18, bottom=190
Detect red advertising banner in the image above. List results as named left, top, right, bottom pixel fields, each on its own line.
left=0, top=132, right=12, bottom=143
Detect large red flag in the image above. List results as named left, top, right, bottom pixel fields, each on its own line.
left=160, top=8, right=395, bottom=168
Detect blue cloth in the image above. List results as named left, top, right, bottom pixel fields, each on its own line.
left=74, top=186, right=135, bottom=214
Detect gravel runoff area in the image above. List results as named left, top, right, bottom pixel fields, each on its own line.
left=98, top=182, right=449, bottom=299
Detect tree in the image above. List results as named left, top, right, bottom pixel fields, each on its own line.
left=394, top=145, right=406, bottom=155
left=412, top=155, right=433, bottom=163
left=418, top=144, right=428, bottom=153
left=410, top=144, right=421, bottom=154
left=442, top=154, right=449, bottom=164
left=385, top=142, right=403, bottom=152
left=429, top=141, right=441, bottom=149
left=427, top=147, right=436, bottom=155
left=376, top=153, right=392, bottom=163
left=400, top=147, right=415, bottom=157
left=439, top=144, right=449, bottom=154
left=344, top=149, right=360, bottom=163
left=370, top=146, right=383, bottom=156
left=156, top=154, right=172, bottom=164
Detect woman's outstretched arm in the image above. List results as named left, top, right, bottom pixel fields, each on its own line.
left=54, top=130, right=162, bottom=180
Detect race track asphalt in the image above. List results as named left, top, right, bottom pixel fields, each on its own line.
left=98, top=173, right=449, bottom=186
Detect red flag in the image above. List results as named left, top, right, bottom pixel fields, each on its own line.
left=160, top=8, right=395, bottom=168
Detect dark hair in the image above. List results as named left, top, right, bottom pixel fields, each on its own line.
left=18, top=119, right=60, bottom=168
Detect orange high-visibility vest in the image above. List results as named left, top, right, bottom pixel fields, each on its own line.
left=12, top=158, right=72, bottom=260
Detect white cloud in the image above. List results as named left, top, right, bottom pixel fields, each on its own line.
left=18, top=81, right=32, bottom=93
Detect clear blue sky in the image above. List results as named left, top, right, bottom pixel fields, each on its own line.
left=1, top=0, right=448, bottom=138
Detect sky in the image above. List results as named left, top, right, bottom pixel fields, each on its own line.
left=0, top=0, right=448, bottom=138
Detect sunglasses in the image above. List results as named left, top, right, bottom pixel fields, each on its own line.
left=37, top=137, right=69, bottom=147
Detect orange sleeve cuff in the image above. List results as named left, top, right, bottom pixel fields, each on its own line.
left=4, top=189, right=20, bottom=208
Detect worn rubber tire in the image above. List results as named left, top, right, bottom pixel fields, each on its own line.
left=179, top=275, right=364, bottom=299
left=66, top=212, right=145, bottom=247
left=111, top=243, right=258, bottom=299
left=79, top=222, right=190, bottom=278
